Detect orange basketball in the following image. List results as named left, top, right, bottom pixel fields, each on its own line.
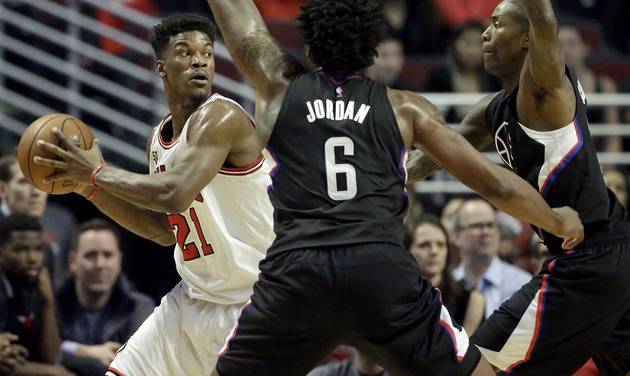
left=17, top=114, right=94, bottom=195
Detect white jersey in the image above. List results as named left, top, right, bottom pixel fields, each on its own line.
left=148, top=94, right=274, bottom=304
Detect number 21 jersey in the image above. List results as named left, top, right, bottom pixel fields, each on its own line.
left=267, top=71, right=408, bottom=256
left=149, top=94, right=275, bottom=304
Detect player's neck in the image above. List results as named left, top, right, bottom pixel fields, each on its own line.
left=500, top=74, right=520, bottom=92
left=166, top=93, right=207, bottom=137
left=75, top=283, right=112, bottom=309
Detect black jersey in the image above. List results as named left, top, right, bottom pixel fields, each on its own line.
left=486, top=67, right=630, bottom=252
left=266, top=71, right=408, bottom=256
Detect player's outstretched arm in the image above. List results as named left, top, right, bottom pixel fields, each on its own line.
left=36, top=101, right=251, bottom=215
left=206, top=0, right=291, bottom=99
left=514, top=0, right=575, bottom=128
left=406, top=95, right=495, bottom=183
left=410, top=94, right=583, bottom=248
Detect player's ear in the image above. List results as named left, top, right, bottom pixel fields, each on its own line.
left=521, top=33, right=529, bottom=49
left=156, top=59, right=166, bottom=78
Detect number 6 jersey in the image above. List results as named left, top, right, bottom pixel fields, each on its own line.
left=266, top=71, right=408, bottom=256
left=149, top=93, right=275, bottom=304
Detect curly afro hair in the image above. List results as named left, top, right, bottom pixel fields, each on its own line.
left=150, top=13, right=217, bottom=59
left=297, top=0, right=388, bottom=74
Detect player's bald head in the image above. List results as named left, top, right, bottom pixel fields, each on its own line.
left=498, top=0, right=530, bottom=32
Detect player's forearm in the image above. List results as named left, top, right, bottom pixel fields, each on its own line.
left=38, top=300, right=60, bottom=364
left=93, top=166, right=187, bottom=213
left=483, top=165, right=563, bottom=235
left=80, top=188, right=175, bottom=246
left=406, top=150, right=440, bottom=183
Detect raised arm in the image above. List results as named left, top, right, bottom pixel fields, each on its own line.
left=400, top=92, right=583, bottom=248
left=206, top=0, right=292, bottom=100
left=514, top=0, right=575, bottom=129
left=406, top=94, right=494, bottom=183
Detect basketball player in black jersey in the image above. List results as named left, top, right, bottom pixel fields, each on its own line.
left=205, top=1, right=583, bottom=375
left=408, top=0, right=630, bottom=374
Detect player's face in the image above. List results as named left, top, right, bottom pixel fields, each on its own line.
left=0, top=230, right=44, bottom=283
left=366, top=39, right=405, bottom=85
left=160, top=31, right=215, bottom=103
left=481, top=1, right=528, bottom=77
left=410, top=223, right=448, bottom=280
left=0, top=161, right=48, bottom=218
left=71, top=230, right=122, bottom=295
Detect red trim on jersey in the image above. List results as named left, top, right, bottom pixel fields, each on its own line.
left=439, top=319, right=464, bottom=361
left=505, top=259, right=556, bottom=373
left=219, top=154, right=265, bottom=176
left=107, top=367, right=126, bottom=376
left=157, top=115, right=180, bottom=150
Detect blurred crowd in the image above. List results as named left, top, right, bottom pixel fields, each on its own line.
left=1, top=1, right=630, bottom=375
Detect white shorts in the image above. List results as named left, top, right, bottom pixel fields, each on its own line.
left=106, top=281, right=245, bottom=376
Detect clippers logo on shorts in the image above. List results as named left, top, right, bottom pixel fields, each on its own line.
left=494, top=121, right=514, bottom=169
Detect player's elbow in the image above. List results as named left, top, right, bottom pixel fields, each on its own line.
left=154, top=232, right=176, bottom=247
left=159, top=180, right=193, bottom=214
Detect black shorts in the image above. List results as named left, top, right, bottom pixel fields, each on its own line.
left=216, top=243, right=481, bottom=376
left=472, top=242, right=630, bottom=376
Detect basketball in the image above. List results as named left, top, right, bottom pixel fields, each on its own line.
left=17, top=113, right=95, bottom=195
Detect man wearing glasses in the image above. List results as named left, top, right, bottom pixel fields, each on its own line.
left=452, top=199, right=532, bottom=317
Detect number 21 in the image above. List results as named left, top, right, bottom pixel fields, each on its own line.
left=168, top=208, right=214, bottom=261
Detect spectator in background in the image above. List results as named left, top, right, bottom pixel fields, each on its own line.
left=0, top=154, right=77, bottom=288
left=408, top=215, right=485, bottom=334
left=308, top=348, right=388, bottom=376
left=603, top=168, right=628, bottom=209
left=451, top=199, right=532, bottom=317
left=0, top=333, right=28, bottom=376
left=0, top=214, right=74, bottom=376
left=424, top=22, right=500, bottom=123
left=440, top=197, right=464, bottom=268
left=57, top=219, right=154, bottom=376
left=253, top=0, right=306, bottom=22
left=365, top=34, right=410, bottom=90
left=559, top=24, right=621, bottom=152
left=432, top=0, right=500, bottom=30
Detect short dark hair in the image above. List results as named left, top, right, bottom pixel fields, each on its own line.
left=0, top=154, right=17, bottom=183
left=71, top=218, right=121, bottom=251
left=297, top=0, right=388, bottom=74
left=150, top=13, right=217, bottom=59
left=0, top=213, right=42, bottom=244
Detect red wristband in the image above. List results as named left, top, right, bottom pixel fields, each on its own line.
left=89, top=162, right=108, bottom=187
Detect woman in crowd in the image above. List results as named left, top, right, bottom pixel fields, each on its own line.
left=407, top=215, right=485, bottom=334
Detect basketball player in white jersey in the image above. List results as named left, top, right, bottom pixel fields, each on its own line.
left=33, top=13, right=274, bottom=376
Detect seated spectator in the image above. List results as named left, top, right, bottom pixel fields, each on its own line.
left=365, top=34, right=411, bottom=90
left=432, top=0, right=500, bottom=30
left=603, top=168, right=628, bottom=209
left=57, top=219, right=154, bottom=376
left=308, top=348, right=388, bottom=376
left=0, top=333, right=27, bottom=376
left=559, top=24, right=621, bottom=152
left=451, top=199, right=532, bottom=317
left=0, top=213, right=74, bottom=376
left=424, top=22, right=500, bottom=123
left=0, top=154, right=77, bottom=288
left=408, top=215, right=485, bottom=334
